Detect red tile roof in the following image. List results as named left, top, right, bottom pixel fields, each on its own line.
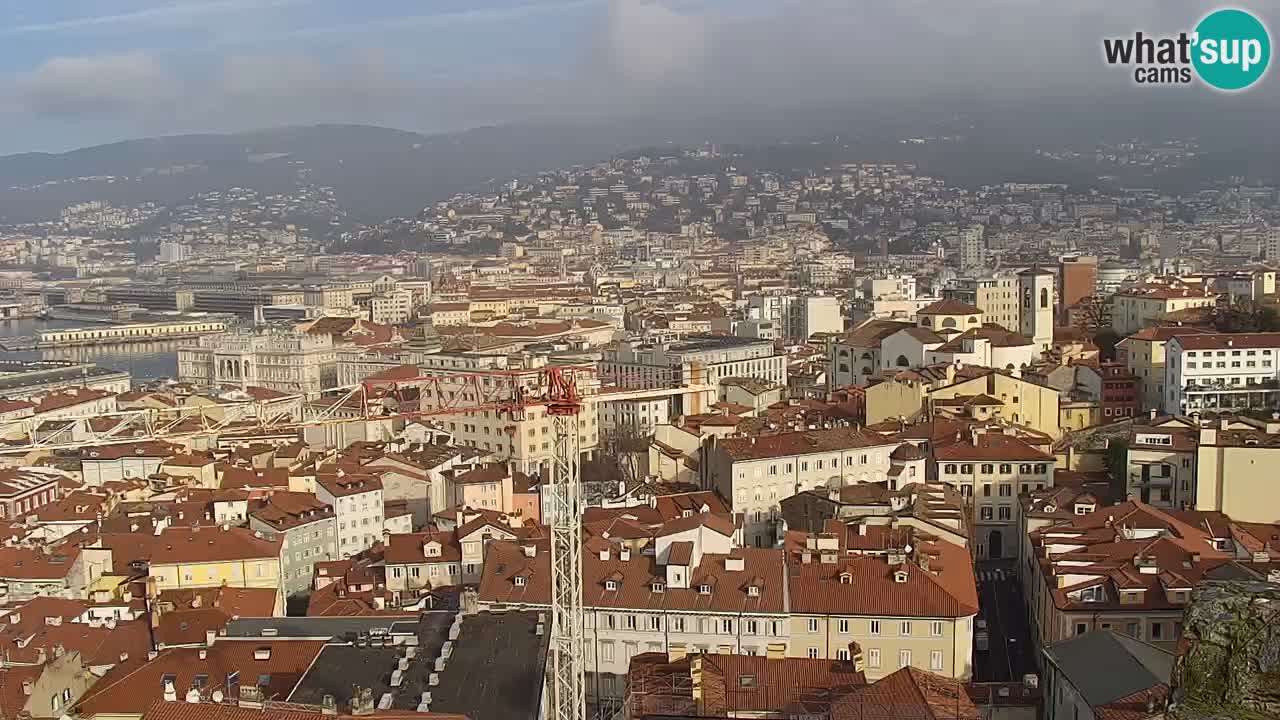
left=718, top=426, right=897, bottom=461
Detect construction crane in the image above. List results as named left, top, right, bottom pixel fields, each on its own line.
left=544, top=367, right=587, bottom=720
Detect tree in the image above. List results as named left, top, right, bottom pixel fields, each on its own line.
left=1107, top=438, right=1130, bottom=502
left=1094, top=328, right=1121, bottom=362
left=1213, top=298, right=1280, bottom=333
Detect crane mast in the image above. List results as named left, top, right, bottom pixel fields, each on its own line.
left=545, top=367, right=586, bottom=720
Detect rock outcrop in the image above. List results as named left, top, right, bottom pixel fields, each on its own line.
left=1169, top=579, right=1280, bottom=720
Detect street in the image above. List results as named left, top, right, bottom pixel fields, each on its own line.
left=972, top=562, right=1038, bottom=682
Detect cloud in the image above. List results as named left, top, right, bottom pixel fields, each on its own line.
left=3, top=0, right=1278, bottom=152
left=2, top=0, right=309, bottom=35
left=17, top=53, right=178, bottom=116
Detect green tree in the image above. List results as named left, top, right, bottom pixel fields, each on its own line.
left=1094, top=328, right=1121, bottom=362
left=1107, top=438, right=1130, bottom=502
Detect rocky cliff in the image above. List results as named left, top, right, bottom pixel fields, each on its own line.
left=1169, top=579, right=1280, bottom=720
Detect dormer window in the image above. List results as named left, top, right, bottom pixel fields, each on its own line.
left=1080, top=585, right=1103, bottom=602
left=651, top=582, right=665, bottom=593
left=747, top=585, right=760, bottom=597
left=605, top=580, right=619, bottom=592
left=514, top=576, right=526, bottom=587
left=681, top=509, right=693, bottom=518
left=698, top=584, right=712, bottom=595
left=838, top=572, right=853, bottom=585
left=893, top=570, right=909, bottom=583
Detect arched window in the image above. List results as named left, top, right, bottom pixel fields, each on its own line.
left=1040, top=287, right=1049, bottom=309
left=942, top=318, right=957, bottom=328
left=968, top=316, right=978, bottom=324
left=920, top=316, right=932, bottom=326
left=895, top=355, right=910, bottom=367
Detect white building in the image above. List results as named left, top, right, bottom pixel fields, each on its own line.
left=959, top=225, right=985, bottom=272
left=370, top=290, right=414, bottom=325
left=1163, top=332, right=1280, bottom=414
left=158, top=241, right=191, bottom=264
left=746, top=294, right=843, bottom=342
left=704, top=427, right=901, bottom=547
left=602, top=336, right=786, bottom=392
left=177, top=327, right=337, bottom=397
left=316, top=472, right=385, bottom=557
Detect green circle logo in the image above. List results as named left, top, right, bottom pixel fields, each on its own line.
left=1192, top=9, right=1271, bottom=90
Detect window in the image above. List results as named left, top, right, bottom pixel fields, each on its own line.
left=930, top=651, right=944, bottom=671
left=870, top=619, right=881, bottom=635
left=807, top=647, right=820, bottom=659
left=900, top=621, right=912, bottom=636
left=625, top=615, right=637, bottom=630
left=981, top=464, right=993, bottom=474
left=599, top=642, right=615, bottom=662
left=837, top=648, right=850, bottom=660
left=982, top=484, right=992, bottom=497
left=999, top=484, right=1012, bottom=497
left=931, top=621, right=944, bottom=637
left=807, top=618, right=819, bottom=633
left=998, top=506, right=1012, bottom=521
left=945, top=464, right=957, bottom=474
left=838, top=619, right=850, bottom=634
left=1075, top=622, right=1088, bottom=635
left=981, top=507, right=994, bottom=521
left=721, top=618, right=733, bottom=634
left=514, top=576, right=526, bottom=587
left=746, top=620, right=758, bottom=635
left=1150, top=622, right=1163, bottom=640
left=868, top=648, right=881, bottom=668
left=960, top=464, right=973, bottom=474
left=899, top=649, right=912, bottom=668
left=649, top=616, right=661, bottom=631
left=999, top=463, right=1011, bottom=474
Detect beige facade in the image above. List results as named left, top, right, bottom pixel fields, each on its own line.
left=1111, top=289, right=1215, bottom=336
left=786, top=614, right=973, bottom=680
left=930, top=372, right=1062, bottom=439
left=1195, top=426, right=1280, bottom=523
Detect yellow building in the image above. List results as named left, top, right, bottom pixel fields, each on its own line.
left=1059, top=400, right=1101, bottom=433
left=928, top=371, right=1062, bottom=439
left=1195, top=421, right=1280, bottom=523
left=141, top=526, right=283, bottom=607
left=785, top=526, right=977, bottom=680
left=1111, top=285, right=1216, bottom=336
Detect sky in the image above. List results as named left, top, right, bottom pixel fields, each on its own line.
left=0, top=0, right=1275, bottom=155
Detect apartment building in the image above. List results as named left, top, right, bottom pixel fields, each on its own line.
left=315, top=472, right=384, bottom=557
left=785, top=523, right=977, bottom=680
left=1124, top=421, right=1199, bottom=510
left=1022, top=500, right=1232, bottom=656
left=1195, top=421, right=1280, bottom=524
left=1163, top=332, right=1280, bottom=414
left=944, top=275, right=1019, bottom=332
left=0, top=467, right=63, bottom=520
left=602, top=336, right=786, bottom=391
left=704, top=426, right=901, bottom=547
left=247, top=492, right=338, bottom=599
left=136, top=526, right=284, bottom=596
left=1116, top=326, right=1214, bottom=413
left=746, top=293, right=843, bottom=341
left=1111, top=285, right=1216, bottom=337
left=384, top=531, right=463, bottom=594
left=409, top=353, right=601, bottom=479
left=934, top=430, right=1056, bottom=560
left=478, top=514, right=790, bottom=703
left=369, top=289, right=414, bottom=325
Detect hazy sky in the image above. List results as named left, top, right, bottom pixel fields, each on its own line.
left=0, top=0, right=1274, bottom=155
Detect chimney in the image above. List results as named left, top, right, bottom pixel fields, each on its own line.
left=22, top=679, right=33, bottom=696
left=206, top=629, right=217, bottom=647
left=1149, top=408, right=1157, bottom=421
left=350, top=687, right=376, bottom=716
left=667, top=644, right=687, bottom=663
left=321, top=695, right=338, bottom=716
left=163, top=678, right=178, bottom=702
